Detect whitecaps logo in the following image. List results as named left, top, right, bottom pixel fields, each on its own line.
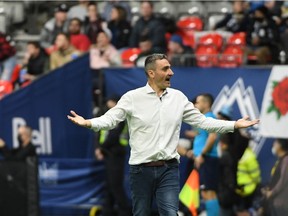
left=212, top=78, right=265, bottom=155
left=39, top=162, right=59, bottom=185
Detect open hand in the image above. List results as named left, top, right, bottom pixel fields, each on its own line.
left=67, top=110, right=91, bottom=128
left=235, top=116, right=259, bottom=129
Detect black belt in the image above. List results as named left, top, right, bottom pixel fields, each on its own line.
left=142, top=158, right=177, bottom=167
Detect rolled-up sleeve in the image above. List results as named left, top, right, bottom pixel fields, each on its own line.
left=182, top=97, right=235, bottom=133
left=90, top=93, right=132, bottom=131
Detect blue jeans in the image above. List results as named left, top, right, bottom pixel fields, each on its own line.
left=0, top=56, right=17, bottom=81
left=129, top=160, right=180, bottom=216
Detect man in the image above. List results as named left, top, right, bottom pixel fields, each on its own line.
left=68, top=18, right=91, bottom=52
left=20, top=41, right=49, bottom=85
left=67, top=0, right=89, bottom=21
left=68, top=53, right=259, bottom=216
left=188, top=94, right=221, bottom=216
left=129, top=1, right=166, bottom=53
left=167, top=34, right=195, bottom=67
left=50, top=33, right=81, bottom=70
left=135, top=36, right=154, bottom=67
left=95, top=95, right=130, bottom=216
left=0, top=125, right=36, bottom=160
left=40, top=4, right=69, bottom=50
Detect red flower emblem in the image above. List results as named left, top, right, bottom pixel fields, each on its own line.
left=268, top=77, right=288, bottom=119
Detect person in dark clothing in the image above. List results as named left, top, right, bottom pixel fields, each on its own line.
left=167, top=34, right=195, bottom=67
left=246, top=5, right=281, bottom=64
left=262, top=139, right=288, bottom=216
left=214, top=0, right=249, bottom=33
left=218, top=133, right=237, bottom=216
left=83, top=2, right=103, bottom=43
left=0, top=125, right=36, bottom=160
left=20, top=41, right=49, bottom=85
left=108, top=5, right=131, bottom=49
left=95, top=96, right=131, bottom=216
left=134, top=36, right=155, bottom=67
left=129, top=1, right=167, bottom=53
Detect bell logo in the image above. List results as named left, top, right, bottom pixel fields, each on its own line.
left=12, top=117, right=52, bottom=155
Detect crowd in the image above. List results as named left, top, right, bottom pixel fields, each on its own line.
left=1, top=0, right=288, bottom=93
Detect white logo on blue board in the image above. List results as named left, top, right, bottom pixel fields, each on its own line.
left=212, top=78, right=265, bottom=155
left=12, top=117, right=53, bottom=155
left=39, top=162, right=59, bottom=185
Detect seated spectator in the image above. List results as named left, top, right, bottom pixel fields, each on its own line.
left=167, top=34, right=195, bottom=67
left=68, top=18, right=91, bottom=52
left=0, top=125, right=36, bottom=160
left=0, top=32, right=16, bottom=81
left=20, top=41, right=49, bottom=85
left=67, top=0, right=89, bottom=21
left=264, top=0, right=283, bottom=26
left=90, top=29, right=121, bottom=69
left=129, top=1, right=167, bottom=53
left=40, top=4, right=69, bottom=51
left=102, top=0, right=131, bottom=22
left=50, top=33, right=81, bottom=70
left=263, top=139, right=288, bottom=216
left=280, top=3, right=288, bottom=62
left=246, top=6, right=280, bottom=64
left=83, top=2, right=104, bottom=43
left=135, top=36, right=155, bottom=67
left=108, top=5, right=131, bottom=49
left=214, top=0, right=249, bottom=33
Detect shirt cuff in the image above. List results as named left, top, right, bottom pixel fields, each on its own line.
left=228, top=121, right=236, bottom=132
left=89, top=118, right=100, bottom=131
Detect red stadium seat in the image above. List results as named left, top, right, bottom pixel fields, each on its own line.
left=227, top=32, right=246, bottom=46
left=198, top=33, right=223, bottom=51
left=0, top=80, right=13, bottom=100
left=219, top=46, right=244, bottom=68
left=177, top=16, right=204, bottom=32
left=195, top=45, right=219, bottom=67
left=121, top=48, right=141, bottom=67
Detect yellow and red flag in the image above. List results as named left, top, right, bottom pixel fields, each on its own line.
left=179, top=169, right=200, bottom=216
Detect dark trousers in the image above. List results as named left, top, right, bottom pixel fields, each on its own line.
left=102, top=154, right=130, bottom=216
left=129, top=160, right=180, bottom=216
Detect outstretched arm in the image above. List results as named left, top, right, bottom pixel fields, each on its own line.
left=234, top=116, right=259, bottom=129
left=67, top=110, right=92, bottom=128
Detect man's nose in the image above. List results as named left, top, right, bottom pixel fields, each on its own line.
left=168, top=69, right=174, bottom=76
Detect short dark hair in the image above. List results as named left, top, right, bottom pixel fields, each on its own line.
left=70, top=17, right=82, bottom=27
left=199, top=93, right=214, bottom=107
left=144, top=53, right=167, bottom=75
left=56, top=32, right=70, bottom=41
left=27, top=41, right=41, bottom=49
left=276, top=139, right=288, bottom=152
left=141, top=0, right=153, bottom=8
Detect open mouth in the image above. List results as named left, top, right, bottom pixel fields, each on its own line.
left=165, top=77, right=171, bottom=82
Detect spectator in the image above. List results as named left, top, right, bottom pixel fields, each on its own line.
left=135, top=36, right=154, bottom=67
left=50, top=33, right=81, bottom=70
left=264, top=0, right=283, bottom=26
left=214, top=0, right=249, bottom=33
left=0, top=125, right=36, bottom=160
left=218, top=133, right=237, bottom=216
left=108, top=5, right=131, bottom=49
left=102, top=0, right=131, bottom=22
left=90, top=29, right=121, bottom=69
left=279, top=2, right=288, bottom=60
left=95, top=96, right=131, bottom=216
left=68, top=18, right=91, bottom=52
left=129, top=1, right=167, bottom=53
left=40, top=4, right=69, bottom=50
left=83, top=2, right=104, bottom=43
left=235, top=146, right=261, bottom=216
left=167, top=34, right=195, bottom=67
left=191, top=93, right=220, bottom=216
left=0, top=32, right=16, bottom=81
left=20, top=41, right=49, bottom=85
left=263, top=138, right=288, bottom=216
left=246, top=6, right=280, bottom=64
left=67, top=0, right=89, bottom=21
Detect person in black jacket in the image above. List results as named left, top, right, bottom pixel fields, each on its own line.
left=95, top=95, right=131, bottom=216
left=0, top=125, right=36, bottom=160
left=129, top=1, right=167, bottom=53
left=108, top=5, right=131, bottom=49
left=213, top=0, right=249, bottom=33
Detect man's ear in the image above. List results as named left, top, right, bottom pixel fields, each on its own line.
left=147, top=69, right=154, bottom=78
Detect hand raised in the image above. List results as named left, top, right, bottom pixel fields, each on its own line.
left=67, top=110, right=91, bottom=128
left=235, top=116, right=260, bottom=129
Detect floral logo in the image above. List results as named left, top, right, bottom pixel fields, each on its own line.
left=267, top=77, right=288, bottom=119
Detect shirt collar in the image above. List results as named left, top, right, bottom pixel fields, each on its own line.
left=145, top=83, right=168, bottom=96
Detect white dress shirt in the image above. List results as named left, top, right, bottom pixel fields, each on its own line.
left=90, top=83, right=235, bottom=165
